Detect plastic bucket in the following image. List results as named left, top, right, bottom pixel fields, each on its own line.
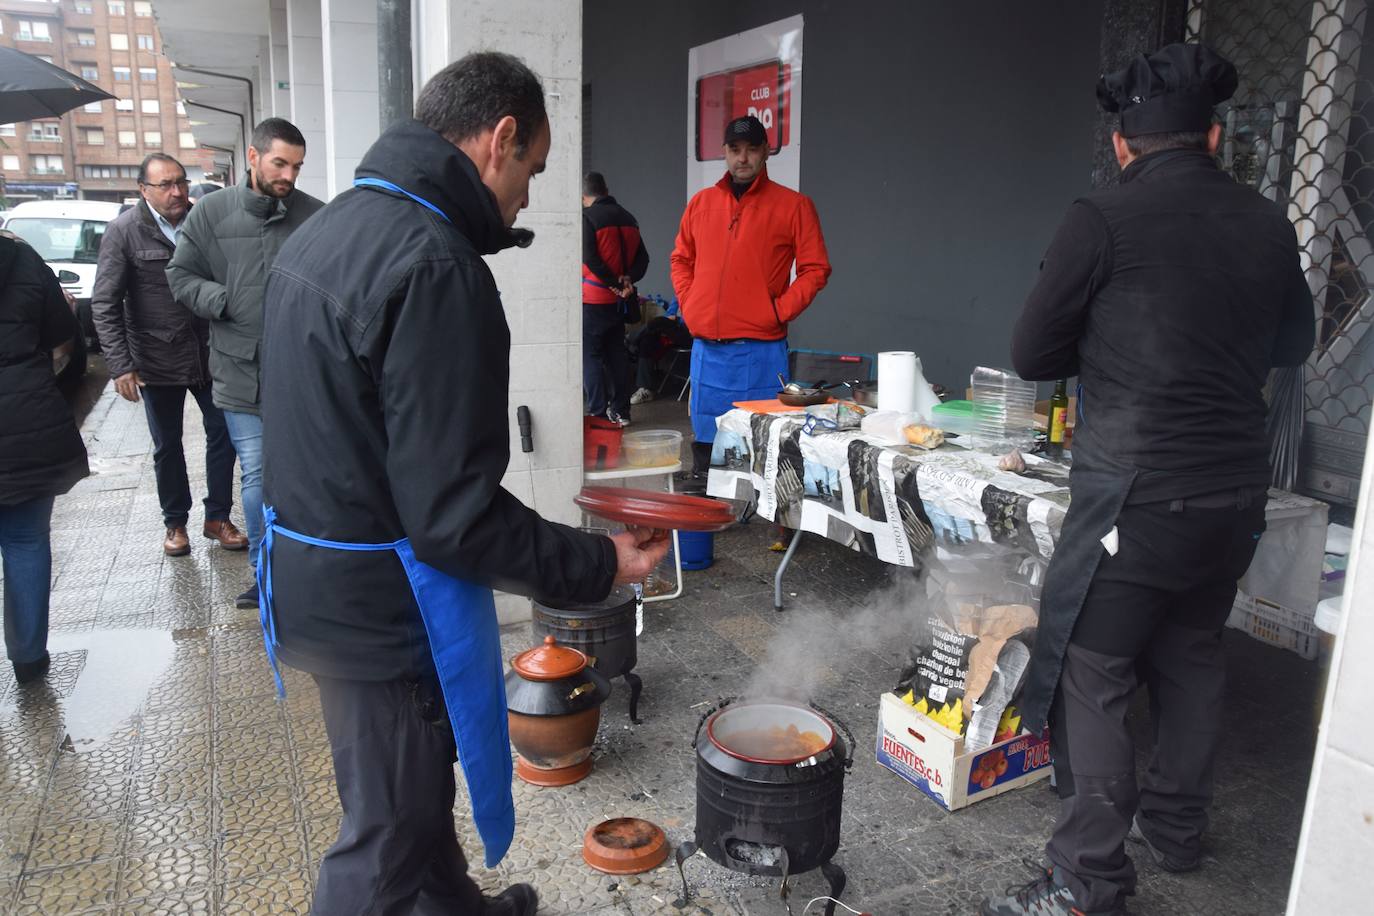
left=679, top=530, right=714, bottom=570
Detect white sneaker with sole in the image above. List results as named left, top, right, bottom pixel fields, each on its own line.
left=629, top=387, right=655, bottom=405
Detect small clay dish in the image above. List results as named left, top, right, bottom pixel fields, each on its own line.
left=582, top=817, right=670, bottom=874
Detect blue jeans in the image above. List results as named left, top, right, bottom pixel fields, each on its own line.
left=223, top=410, right=263, bottom=568
left=1, top=496, right=56, bottom=665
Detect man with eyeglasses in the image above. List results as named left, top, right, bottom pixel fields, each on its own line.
left=92, top=153, right=245, bottom=559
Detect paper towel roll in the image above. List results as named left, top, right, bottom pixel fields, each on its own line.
left=878, top=351, right=917, bottom=414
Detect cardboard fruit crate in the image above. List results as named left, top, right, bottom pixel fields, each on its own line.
left=874, top=692, right=1052, bottom=811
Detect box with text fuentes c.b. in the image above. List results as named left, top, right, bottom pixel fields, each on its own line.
left=875, top=692, right=1052, bottom=811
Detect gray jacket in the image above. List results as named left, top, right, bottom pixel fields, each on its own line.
left=167, top=175, right=324, bottom=414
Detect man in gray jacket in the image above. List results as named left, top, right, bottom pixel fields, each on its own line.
left=167, top=118, right=324, bottom=608
left=93, top=153, right=245, bottom=559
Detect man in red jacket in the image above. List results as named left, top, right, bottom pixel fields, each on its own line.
left=670, top=115, right=831, bottom=475
left=582, top=170, right=649, bottom=426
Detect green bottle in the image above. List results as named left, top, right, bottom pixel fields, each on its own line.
left=1048, top=379, right=1069, bottom=456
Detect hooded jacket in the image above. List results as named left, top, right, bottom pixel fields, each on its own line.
left=166, top=174, right=324, bottom=414
left=259, top=119, right=617, bottom=680
left=0, top=237, right=89, bottom=506
left=670, top=166, right=831, bottom=341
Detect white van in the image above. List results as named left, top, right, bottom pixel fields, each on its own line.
left=5, top=199, right=124, bottom=349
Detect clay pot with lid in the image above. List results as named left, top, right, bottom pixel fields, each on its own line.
left=506, top=635, right=612, bottom=786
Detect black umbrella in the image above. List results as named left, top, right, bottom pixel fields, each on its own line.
left=0, top=47, right=114, bottom=124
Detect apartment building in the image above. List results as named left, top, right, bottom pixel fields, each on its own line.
left=0, top=0, right=215, bottom=204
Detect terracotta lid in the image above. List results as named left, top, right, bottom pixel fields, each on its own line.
left=511, top=635, right=588, bottom=681
left=574, top=486, right=735, bottom=533
left=582, top=817, right=669, bottom=875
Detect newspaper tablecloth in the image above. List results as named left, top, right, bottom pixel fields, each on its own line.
left=705, top=408, right=1073, bottom=567
left=704, top=408, right=1328, bottom=609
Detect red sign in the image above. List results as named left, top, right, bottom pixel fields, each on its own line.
left=695, top=60, right=791, bottom=161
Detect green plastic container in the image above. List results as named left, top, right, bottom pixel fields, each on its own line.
left=932, top=400, right=977, bottom=436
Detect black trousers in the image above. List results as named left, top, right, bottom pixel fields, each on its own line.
left=1045, top=492, right=1266, bottom=911
left=311, top=674, right=486, bottom=916
left=140, top=383, right=236, bottom=528
left=583, top=303, right=631, bottom=418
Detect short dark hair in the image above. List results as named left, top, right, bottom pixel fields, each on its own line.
left=138, top=152, right=185, bottom=184
left=251, top=117, right=307, bottom=155
left=583, top=171, right=608, bottom=197
left=414, top=51, right=546, bottom=158
left=1123, top=129, right=1211, bottom=157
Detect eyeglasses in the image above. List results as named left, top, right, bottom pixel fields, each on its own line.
left=141, top=178, right=189, bottom=191
left=801, top=414, right=840, bottom=436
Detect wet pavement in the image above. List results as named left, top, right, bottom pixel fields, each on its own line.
left=0, top=384, right=1322, bottom=914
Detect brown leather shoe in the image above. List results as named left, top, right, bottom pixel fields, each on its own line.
left=203, top=519, right=248, bottom=551
left=164, top=526, right=191, bottom=556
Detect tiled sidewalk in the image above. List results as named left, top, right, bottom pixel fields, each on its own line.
left=0, top=390, right=1320, bottom=914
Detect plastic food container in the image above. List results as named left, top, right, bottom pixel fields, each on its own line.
left=621, top=429, right=682, bottom=468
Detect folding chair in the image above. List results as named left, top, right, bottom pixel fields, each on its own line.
left=657, top=346, right=693, bottom=401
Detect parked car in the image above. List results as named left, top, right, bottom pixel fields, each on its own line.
left=0, top=226, right=87, bottom=383
left=4, top=199, right=123, bottom=353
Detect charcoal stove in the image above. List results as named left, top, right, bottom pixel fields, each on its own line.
left=532, top=586, right=644, bottom=722
left=676, top=698, right=854, bottom=916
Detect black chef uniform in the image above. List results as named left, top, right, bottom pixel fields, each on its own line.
left=1008, top=43, right=1315, bottom=913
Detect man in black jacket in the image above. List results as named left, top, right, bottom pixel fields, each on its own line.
left=92, top=153, right=244, bottom=559
left=582, top=170, right=649, bottom=425
left=260, top=53, right=668, bottom=916
left=981, top=45, right=1314, bottom=916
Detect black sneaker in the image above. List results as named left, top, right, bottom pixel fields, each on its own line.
left=13, top=652, right=51, bottom=685
left=235, top=583, right=259, bottom=610
left=606, top=408, right=631, bottom=428
left=981, top=860, right=1124, bottom=915
left=483, top=882, right=537, bottom=916
left=1127, top=815, right=1200, bottom=873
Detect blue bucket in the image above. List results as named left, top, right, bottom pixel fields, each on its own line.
left=678, top=530, right=714, bottom=570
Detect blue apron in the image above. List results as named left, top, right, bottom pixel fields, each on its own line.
left=255, top=176, right=515, bottom=868
left=257, top=513, right=516, bottom=867
left=688, top=338, right=789, bottom=441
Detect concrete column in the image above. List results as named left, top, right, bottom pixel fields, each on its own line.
left=418, top=0, right=584, bottom=622
left=257, top=37, right=272, bottom=123
left=320, top=0, right=379, bottom=197
left=269, top=0, right=291, bottom=117
left=377, top=0, right=413, bottom=130
left=286, top=0, right=328, bottom=199
left=1289, top=422, right=1374, bottom=911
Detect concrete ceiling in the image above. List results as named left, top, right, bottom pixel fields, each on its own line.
left=151, top=1, right=269, bottom=162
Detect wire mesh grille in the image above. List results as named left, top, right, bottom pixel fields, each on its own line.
left=1188, top=0, right=1373, bottom=503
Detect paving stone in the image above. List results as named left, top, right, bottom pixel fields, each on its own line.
left=25, top=816, right=123, bottom=870
left=14, top=858, right=120, bottom=911
left=215, top=785, right=297, bottom=835
left=125, top=800, right=213, bottom=854
left=118, top=843, right=213, bottom=902
left=217, top=823, right=307, bottom=884
left=119, top=883, right=214, bottom=915
left=217, top=869, right=312, bottom=914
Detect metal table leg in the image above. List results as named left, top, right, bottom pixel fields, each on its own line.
left=645, top=472, right=683, bottom=603
left=773, top=530, right=802, bottom=611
